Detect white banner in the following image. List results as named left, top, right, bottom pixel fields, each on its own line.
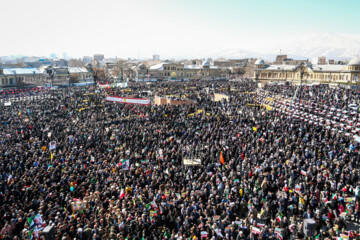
left=106, top=96, right=150, bottom=105
left=183, top=158, right=202, bottom=166
left=98, top=84, right=110, bottom=89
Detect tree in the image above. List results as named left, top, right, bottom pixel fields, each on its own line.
left=69, top=73, right=79, bottom=83
left=68, top=59, right=85, bottom=68
left=243, top=64, right=255, bottom=78
left=111, top=60, right=128, bottom=78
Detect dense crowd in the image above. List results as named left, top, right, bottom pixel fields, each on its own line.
left=0, top=81, right=359, bottom=240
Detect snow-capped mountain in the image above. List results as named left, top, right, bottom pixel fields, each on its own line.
left=277, top=32, right=360, bottom=60
left=188, top=32, right=360, bottom=61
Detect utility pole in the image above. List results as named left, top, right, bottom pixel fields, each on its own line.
left=46, top=66, right=55, bottom=97
left=293, top=63, right=306, bottom=103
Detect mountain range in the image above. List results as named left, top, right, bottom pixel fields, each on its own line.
left=190, top=32, right=360, bottom=61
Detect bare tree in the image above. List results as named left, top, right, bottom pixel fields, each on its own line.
left=243, top=64, right=255, bottom=78
left=68, top=59, right=85, bottom=68
left=69, top=73, right=79, bottom=83
left=111, top=60, right=127, bottom=77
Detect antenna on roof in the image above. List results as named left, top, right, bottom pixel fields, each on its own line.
left=280, top=49, right=282, bottom=55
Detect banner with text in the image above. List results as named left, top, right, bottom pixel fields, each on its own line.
left=106, top=96, right=151, bottom=105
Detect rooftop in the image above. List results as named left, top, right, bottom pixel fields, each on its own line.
left=2, top=68, right=42, bottom=75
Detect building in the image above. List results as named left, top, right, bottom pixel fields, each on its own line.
left=312, top=56, right=327, bottom=65
left=275, top=55, right=291, bottom=64
left=68, top=67, right=93, bottom=82
left=253, top=56, right=360, bottom=84
left=136, top=61, right=227, bottom=81
left=93, top=54, right=104, bottom=61
left=274, top=55, right=308, bottom=65
left=0, top=66, right=93, bottom=89
left=83, top=56, right=92, bottom=64
left=53, top=59, right=68, bottom=67
left=152, top=54, right=160, bottom=61
left=0, top=68, right=44, bottom=89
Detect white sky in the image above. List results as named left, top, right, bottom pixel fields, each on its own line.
left=0, top=0, right=359, bottom=59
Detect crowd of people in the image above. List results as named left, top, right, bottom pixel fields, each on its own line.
left=0, top=81, right=359, bottom=240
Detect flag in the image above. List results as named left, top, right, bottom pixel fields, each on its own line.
left=253, top=127, right=257, bottom=131
left=200, top=231, right=208, bottom=238
left=251, top=227, right=261, bottom=235
left=150, top=200, right=158, bottom=209
left=276, top=215, right=282, bottom=222
left=120, top=188, right=125, bottom=199
left=257, top=223, right=265, bottom=228
left=332, top=194, right=337, bottom=200
left=50, top=152, right=53, bottom=160
left=27, top=214, right=44, bottom=231
left=220, top=151, right=225, bottom=165
left=27, top=215, right=36, bottom=226
left=276, top=233, right=283, bottom=240
left=28, top=228, right=38, bottom=240
left=300, top=170, right=307, bottom=176
left=213, top=215, right=220, bottom=221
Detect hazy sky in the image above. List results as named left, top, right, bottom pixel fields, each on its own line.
left=1, top=0, right=359, bottom=59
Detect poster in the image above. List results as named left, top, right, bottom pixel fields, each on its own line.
left=183, top=158, right=202, bottom=166
left=122, top=159, right=129, bottom=170
left=49, top=141, right=56, bottom=151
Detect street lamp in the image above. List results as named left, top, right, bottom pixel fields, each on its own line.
left=46, top=66, right=55, bottom=88
left=293, top=63, right=306, bottom=102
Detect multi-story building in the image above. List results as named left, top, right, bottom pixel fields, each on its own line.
left=93, top=54, right=104, bottom=61
left=0, top=66, right=93, bottom=89
left=136, top=61, right=227, bottom=81
left=83, top=56, right=92, bottom=64
left=312, top=56, right=327, bottom=65
left=253, top=57, right=360, bottom=84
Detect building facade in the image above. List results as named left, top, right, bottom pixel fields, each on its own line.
left=0, top=66, right=93, bottom=89
left=136, top=61, right=227, bottom=81
left=254, top=57, right=360, bottom=84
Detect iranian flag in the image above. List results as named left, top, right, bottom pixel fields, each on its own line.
left=251, top=227, right=261, bottom=235
left=277, top=233, right=283, bottom=240
left=332, top=194, right=337, bottom=200
left=201, top=231, right=208, bottom=238
left=120, top=188, right=125, bottom=199
left=300, top=170, right=308, bottom=176
left=276, top=215, right=282, bottom=222
left=257, top=223, right=265, bottom=228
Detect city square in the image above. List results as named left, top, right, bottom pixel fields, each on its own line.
left=1, top=0, right=360, bottom=239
